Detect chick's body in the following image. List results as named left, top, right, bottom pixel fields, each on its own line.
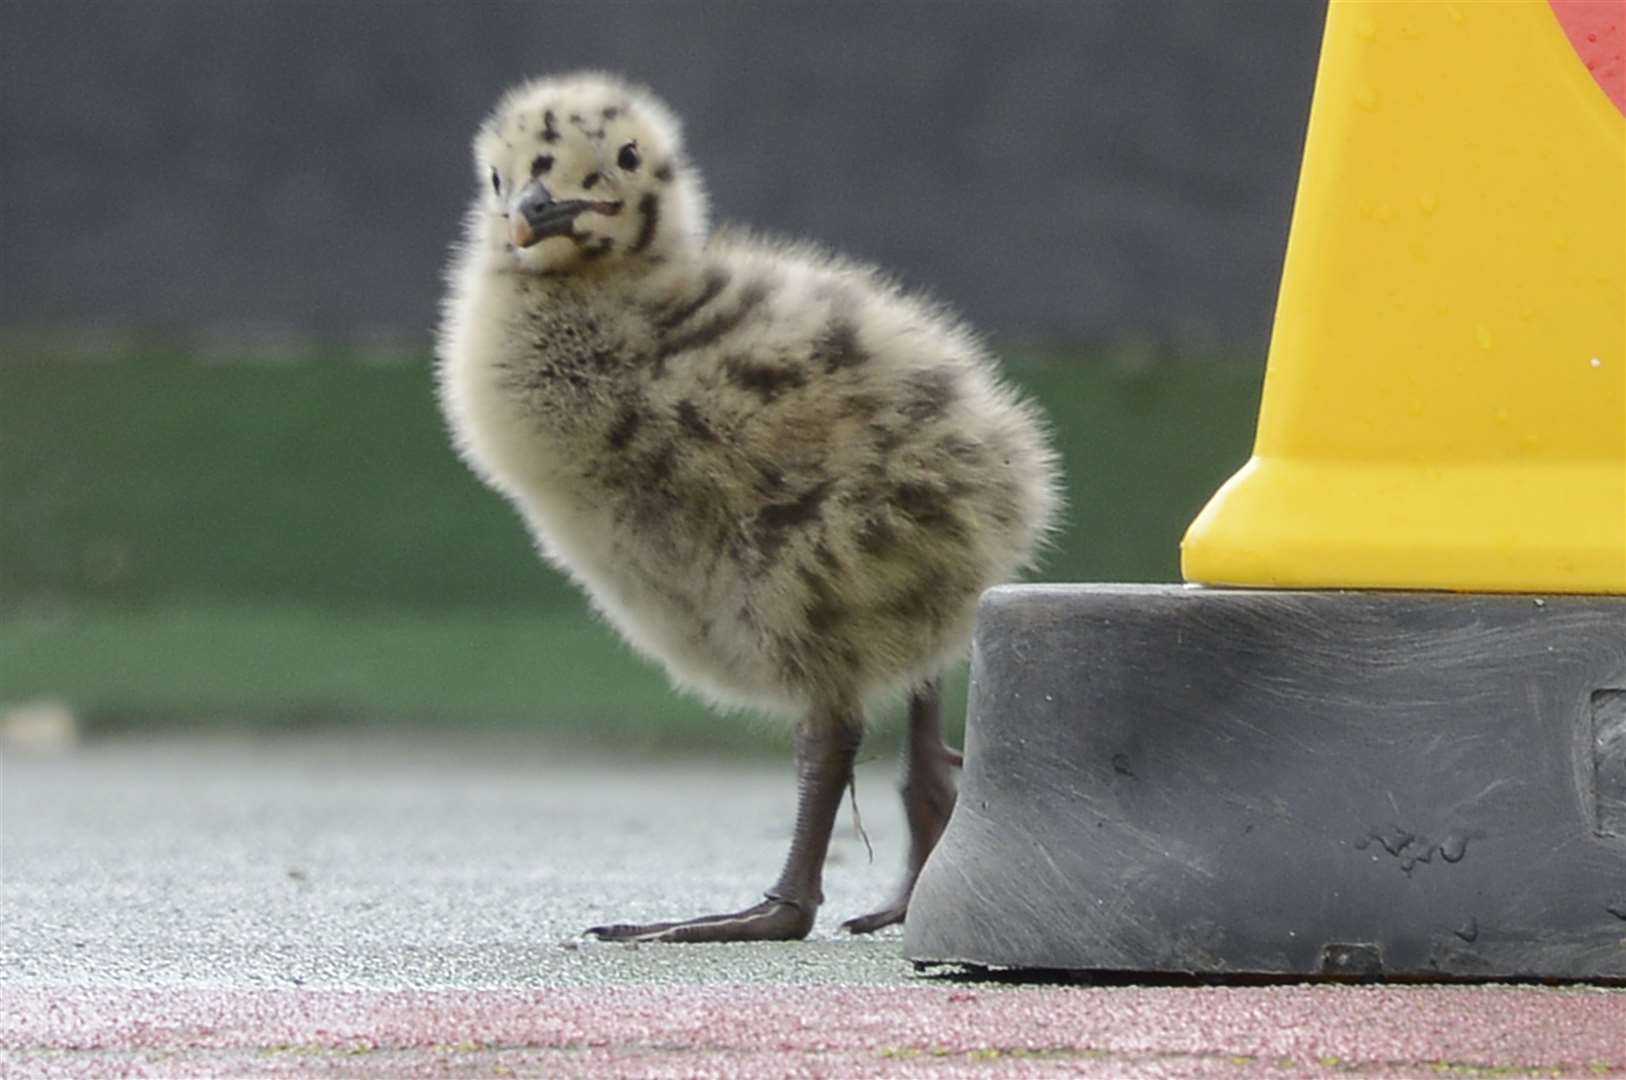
left=437, top=72, right=1059, bottom=940
left=442, top=230, right=1055, bottom=718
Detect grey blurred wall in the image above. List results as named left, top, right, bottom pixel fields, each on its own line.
left=0, top=1, right=1325, bottom=350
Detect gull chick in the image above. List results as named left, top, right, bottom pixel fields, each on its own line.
left=437, top=72, right=1061, bottom=941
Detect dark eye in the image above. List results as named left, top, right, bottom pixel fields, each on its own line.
left=617, top=142, right=641, bottom=171
left=490, top=167, right=501, bottom=195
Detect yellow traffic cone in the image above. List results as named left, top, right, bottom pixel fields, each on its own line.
left=907, top=0, right=1626, bottom=983
left=1183, top=0, right=1625, bottom=594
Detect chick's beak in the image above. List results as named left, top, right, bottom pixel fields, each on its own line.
left=509, top=180, right=594, bottom=249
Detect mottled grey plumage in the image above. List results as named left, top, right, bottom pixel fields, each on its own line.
left=437, top=72, right=1061, bottom=941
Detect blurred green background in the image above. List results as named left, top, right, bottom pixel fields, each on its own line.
left=0, top=348, right=1262, bottom=753
left=1, top=1, right=1316, bottom=753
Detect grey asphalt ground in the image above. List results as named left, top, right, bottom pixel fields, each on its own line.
left=5, top=733, right=1625, bottom=1079
left=1, top=732, right=919, bottom=990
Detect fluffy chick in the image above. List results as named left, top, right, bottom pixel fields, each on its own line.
left=437, top=72, right=1061, bottom=941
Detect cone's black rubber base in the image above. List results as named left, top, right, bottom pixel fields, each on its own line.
left=904, top=585, right=1626, bottom=980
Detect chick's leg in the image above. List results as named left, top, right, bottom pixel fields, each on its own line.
left=841, top=679, right=959, bottom=934
left=585, top=711, right=860, bottom=943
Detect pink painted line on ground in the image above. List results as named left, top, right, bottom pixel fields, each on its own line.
left=3, top=984, right=1624, bottom=1079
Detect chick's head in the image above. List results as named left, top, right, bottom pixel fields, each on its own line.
left=474, top=72, right=708, bottom=273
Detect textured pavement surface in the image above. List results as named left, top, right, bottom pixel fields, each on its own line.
left=3, top=734, right=1624, bottom=1078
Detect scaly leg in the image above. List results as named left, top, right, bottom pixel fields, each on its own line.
left=586, top=709, right=861, bottom=943
left=841, top=678, right=959, bottom=934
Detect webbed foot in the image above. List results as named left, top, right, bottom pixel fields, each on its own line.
left=586, top=897, right=814, bottom=943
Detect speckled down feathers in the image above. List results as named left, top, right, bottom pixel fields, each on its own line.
left=438, top=72, right=1061, bottom=720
